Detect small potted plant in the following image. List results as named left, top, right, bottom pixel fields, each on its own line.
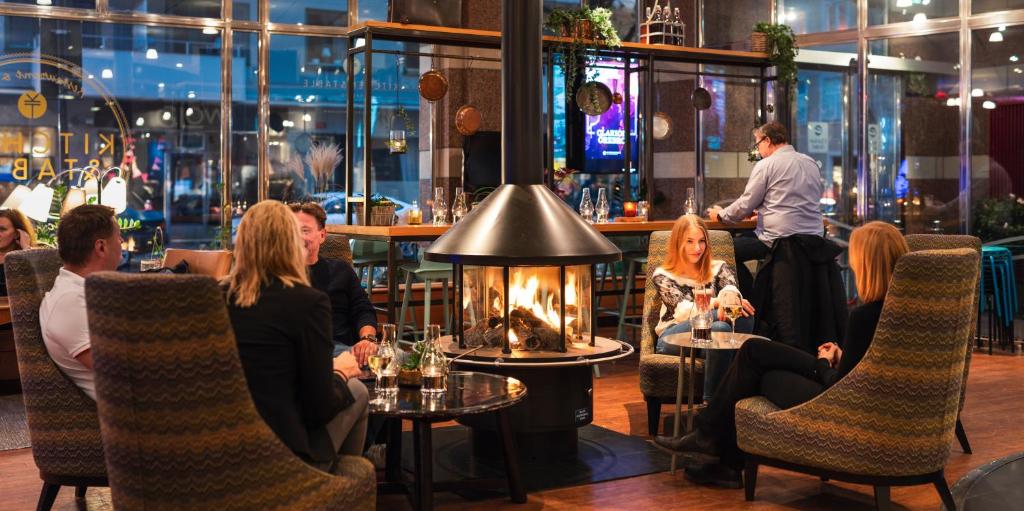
left=751, top=22, right=798, bottom=100
left=544, top=6, right=622, bottom=103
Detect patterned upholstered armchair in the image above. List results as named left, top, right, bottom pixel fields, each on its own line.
left=736, top=249, right=979, bottom=510
left=7, top=249, right=108, bottom=511
left=320, top=233, right=353, bottom=265
left=85, top=273, right=376, bottom=511
left=906, top=234, right=981, bottom=455
left=639, top=230, right=738, bottom=436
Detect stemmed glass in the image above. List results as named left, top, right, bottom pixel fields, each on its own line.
left=719, top=292, right=744, bottom=344
left=369, top=324, right=397, bottom=404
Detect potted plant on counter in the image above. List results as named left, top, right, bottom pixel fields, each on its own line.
left=751, top=22, right=798, bottom=100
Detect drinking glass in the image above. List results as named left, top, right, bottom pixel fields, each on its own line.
left=388, top=129, right=407, bottom=154
left=719, top=292, right=744, bottom=343
left=370, top=324, right=398, bottom=402
left=637, top=200, right=649, bottom=221
left=432, top=187, right=448, bottom=225
left=690, top=285, right=714, bottom=345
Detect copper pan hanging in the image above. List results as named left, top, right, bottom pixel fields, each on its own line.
left=576, top=81, right=612, bottom=116
left=455, top=105, right=482, bottom=136
left=418, top=69, right=449, bottom=102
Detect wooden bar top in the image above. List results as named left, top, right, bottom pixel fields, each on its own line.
left=326, top=220, right=756, bottom=240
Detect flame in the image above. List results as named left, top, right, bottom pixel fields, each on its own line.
left=499, top=268, right=581, bottom=332
left=508, top=329, right=520, bottom=348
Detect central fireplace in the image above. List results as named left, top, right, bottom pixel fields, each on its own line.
left=423, top=0, right=632, bottom=461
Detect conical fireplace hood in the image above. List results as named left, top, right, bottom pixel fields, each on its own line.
left=425, top=0, right=620, bottom=267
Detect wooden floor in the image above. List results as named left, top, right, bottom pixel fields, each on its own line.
left=2, top=349, right=1022, bottom=510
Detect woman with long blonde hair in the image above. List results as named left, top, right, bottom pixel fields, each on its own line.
left=0, top=208, right=37, bottom=296
left=655, top=221, right=909, bottom=489
left=225, top=200, right=369, bottom=471
left=653, top=215, right=754, bottom=402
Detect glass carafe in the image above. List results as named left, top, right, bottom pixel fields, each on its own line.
left=595, top=188, right=610, bottom=223
left=432, top=187, right=448, bottom=226
left=451, top=187, right=468, bottom=223
left=579, top=188, right=594, bottom=223
left=419, top=324, right=447, bottom=394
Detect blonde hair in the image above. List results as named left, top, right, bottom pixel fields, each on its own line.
left=0, top=208, right=36, bottom=249
left=224, top=200, right=309, bottom=307
left=848, top=221, right=909, bottom=303
left=662, top=214, right=713, bottom=284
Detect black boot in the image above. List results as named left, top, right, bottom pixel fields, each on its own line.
left=683, top=463, right=743, bottom=489
left=652, top=429, right=719, bottom=463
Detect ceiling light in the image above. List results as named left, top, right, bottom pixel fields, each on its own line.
left=36, top=0, right=52, bottom=5
left=896, top=0, right=911, bottom=6
left=971, top=88, right=984, bottom=97
left=175, top=62, right=184, bottom=68
left=302, top=113, right=312, bottom=122
left=135, top=117, right=144, bottom=127
left=202, top=27, right=218, bottom=35
left=187, top=91, right=196, bottom=99
left=185, top=107, right=194, bottom=116
left=90, top=106, right=101, bottom=112
left=913, top=12, right=927, bottom=23
left=162, top=111, right=172, bottom=121
left=946, top=97, right=961, bottom=107
left=101, top=68, right=113, bottom=79
left=145, top=48, right=158, bottom=59
left=998, top=25, right=1006, bottom=32
left=87, top=74, right=94, bottom=79
left=990, top=31, right=1004, bottom=42
left=1011, top=55, right=1019, bottom=62
left=982, top=100, right=996, bottom=110
left=282, top=120, right=295, bottom=128
left=1015, top=67, right=1023, bottom=73
left=158, top=82, right=165, bottom=88
left=922, top=0, right=931, bottom=4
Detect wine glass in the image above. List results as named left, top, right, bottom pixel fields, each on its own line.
left=369, top=325, right=397, bottom=403
left=719, top=292, right=744, bottom=343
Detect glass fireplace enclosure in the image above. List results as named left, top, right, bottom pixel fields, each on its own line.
left=457, top=264, right=594, bottom=353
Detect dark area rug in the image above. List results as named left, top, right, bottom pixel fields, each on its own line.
left=0, top=394, right=30, bottom=451
left=401, top=424, right=670, bottom=499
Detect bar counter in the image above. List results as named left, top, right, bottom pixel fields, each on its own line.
left=326, top=220, right=757, bottom=322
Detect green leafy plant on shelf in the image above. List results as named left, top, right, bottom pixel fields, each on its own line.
left=973, top=194, right=1024, bottom=242
left=752, top=22, right=798, bottom=101
left=545, top=6, right=622, bottom=105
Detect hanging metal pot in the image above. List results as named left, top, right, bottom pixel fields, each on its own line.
left=418, top=69, right=449, bottom=102
left=692, top=86, right=712, bottom=111
left=612, top=91, right=624, bottom=105
left=575, top=81, right=612, bottom=116
left=454, top=105, right=482, bottom=136
left=652, top=112, right=673, bottom=140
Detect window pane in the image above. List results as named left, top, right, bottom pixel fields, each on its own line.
left=0, top=18, right=223, bottom=255
left=231, top=31, right=259, bottom=220
left=270, top=0, right=348, bottom=26
left=868, top=0, right=958, bottom=26
left=109, top=0, right=220, bottom=18
left=0, top=0, right=93, bottom=8
left=867, top=32, right=960, bottom=233
left=970, top=24, right=1024, bottom=241
left=778, top=0, right=856, bottom=35
left=973, top=0, right=1024, bottom=13
left=356, top=0, right=389, bottom=23
left=267, top=34, right=347, bottom=220
left=234, top=0, right=258, bottom=21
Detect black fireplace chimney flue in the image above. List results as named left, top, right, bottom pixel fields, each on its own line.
left=502, top=0, right=544, bottom=186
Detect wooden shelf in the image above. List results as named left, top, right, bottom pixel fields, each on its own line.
left=347, top=21, right=770, bottom=67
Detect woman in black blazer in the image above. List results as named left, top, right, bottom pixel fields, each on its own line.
left=224, top=200, right=368, bottom=471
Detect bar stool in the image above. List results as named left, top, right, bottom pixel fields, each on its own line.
left=597, top=236, right=648, bottom=323
left=397, top=254, right=453, bottom=342
left=980, top=245, right=1018, bottom=353
left=616, top=254, right=648, bottom=342
left=351, top=240, right=390, bottom=289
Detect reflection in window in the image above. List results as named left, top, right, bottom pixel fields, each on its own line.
left=970, top=24, right=1024, bottom=241
left=268, top=34, right=347, bottom=221
left=110, top=0, right=220, bottom=18
left=973, top=0, right=1024, bottom=13
left=232, top=31, right=259, bottom=217
left=777, top=0, right=856, bottom=34
left=270, top=0, right=349, bottom=26
left=0, top=0, right=93, bottom=8
left=868, top=32, right=960, bottom=233
left=0, top=17, right=222, bottom=253
left=868, top=0, right=958, bottom=26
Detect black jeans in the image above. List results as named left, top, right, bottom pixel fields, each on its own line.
left=696, top=339, right=823, bottom=468
left=732, top=234, right=771, bottom=297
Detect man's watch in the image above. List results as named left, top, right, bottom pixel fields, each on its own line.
left=359, top=334, right=378, bottom=343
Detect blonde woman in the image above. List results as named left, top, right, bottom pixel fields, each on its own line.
left=653, top=214, right=754, bottom=402
left=655, top=221, right=909, bottom=489
left=0, top=208, right=37, bottom=296
left=224, top=200, right=368, bottom=472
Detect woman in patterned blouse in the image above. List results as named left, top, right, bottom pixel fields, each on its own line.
left=653, top=214, right=754, bottom=402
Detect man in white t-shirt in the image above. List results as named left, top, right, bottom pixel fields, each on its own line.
left=40, top=205, right=123, bottom=400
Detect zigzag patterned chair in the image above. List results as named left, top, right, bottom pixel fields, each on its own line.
left=320, top=233, right=353, bottom=265
left=736, top=248, right=980, bottom=510
left=639, top=230, right=738, bottom=436
left=7, top=249, right=108, bottom=511
left=906, top=234, right=981, bottom=455
left=85, top=272, right=376, bottom=511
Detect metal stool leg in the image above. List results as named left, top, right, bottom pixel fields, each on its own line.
left=616, top=259, right=638, bottom=341
left=398, top=270, right=414, bottom=342
left=423, top=277, right=432, bottom=330
left=442, top=278, right=451, bottom=335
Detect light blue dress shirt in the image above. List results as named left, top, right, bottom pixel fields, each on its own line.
left=719, top=145, right=824, bottom=245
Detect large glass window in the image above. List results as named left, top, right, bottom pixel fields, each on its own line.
left=231, top=31, right=259, bottom=220
left=867, top=32, right=960, bottom=233
left=270, top=0, right=348, bottom=26
left=109, top=0, right=219, bottom=18
left=0, top=17, right=223, bottom=253
left=778, top=0, right=857, bottom=35
left=970, top=24, right=1024, bottom=241
left=868, top=0, right=959, bottom=25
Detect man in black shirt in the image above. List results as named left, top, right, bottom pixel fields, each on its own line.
left=291, top=202, right=379, bottom=364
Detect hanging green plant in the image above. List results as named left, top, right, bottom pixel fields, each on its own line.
left=545, top=6, right=622, bottom=105
left=752, top=22, right=799, bottom=101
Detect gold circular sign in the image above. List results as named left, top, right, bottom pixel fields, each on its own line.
left=17, top=91, right=47, bottom=119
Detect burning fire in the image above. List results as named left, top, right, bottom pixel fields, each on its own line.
left=495, top=269, right=579, bottom=347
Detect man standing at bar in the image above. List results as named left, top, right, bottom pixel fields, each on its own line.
left=291, top=202, right=378, bottom=364
left=707, top=122, right=824, bottom=296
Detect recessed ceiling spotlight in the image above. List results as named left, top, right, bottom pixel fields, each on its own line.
left=146, top=48, right=158, bottom=60
left=990, top=31, right=1004, bottom=42
left=913, top=12, right=927, bottom=23
left=982, top=100, right=996, bottom=109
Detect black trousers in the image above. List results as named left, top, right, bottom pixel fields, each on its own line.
left=696, top=339, right=824, bottom=468
left=732, top=234, right=771, bottom=297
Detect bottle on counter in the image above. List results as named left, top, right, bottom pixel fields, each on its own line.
left=579, top=188, right=594, bottom=223
left=673, top=8, right=685, bottom=46
left=651, top=6, right=663, bottom=44
left=641, top=6, right=652, bottom=44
